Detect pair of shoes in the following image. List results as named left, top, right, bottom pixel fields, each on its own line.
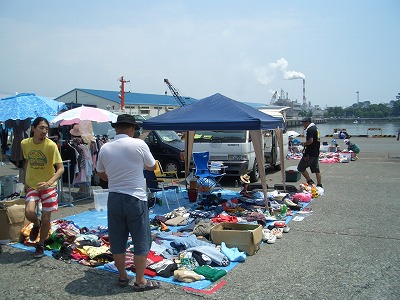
left=133, top=280, right=161, bottom=292
left=29, top=221, right=41, bottom=241
left=317, top=184, right=323, bottom=188
left=117, top=278, right=131, bottom=287
left=33, top=244, right=44, bottom=258
left=262, top=229, right=271, bottom=241
left=271, top=228, right=283, bottom=239
left=262, top=229, right=277, bottom=244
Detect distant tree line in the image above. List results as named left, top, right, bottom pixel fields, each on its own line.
left=323, top=93, right=400, bottom=118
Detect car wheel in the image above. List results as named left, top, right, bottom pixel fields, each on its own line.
left=164, top=160, right=181, bottom=175
left=250, top=161, right=260, bottom=182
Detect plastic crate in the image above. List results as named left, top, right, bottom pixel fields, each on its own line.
left=93, top=189, right=108, bottom=211
left=285, top=166, right=301, bottom=182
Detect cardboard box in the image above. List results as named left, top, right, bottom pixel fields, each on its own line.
left=285, top=166, right=301, bottom=182
left=0, top=198, right=27, bottom=244
left=210, top=222, right=263, bottom=255
left=93, top=189, right=108, bottom=211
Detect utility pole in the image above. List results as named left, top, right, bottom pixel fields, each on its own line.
left=356, top=91, right=359, bottom=104
left=118, top=76, right=130, bottom=111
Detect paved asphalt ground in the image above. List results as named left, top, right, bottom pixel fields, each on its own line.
left=0, top=137, right=399, bottom=300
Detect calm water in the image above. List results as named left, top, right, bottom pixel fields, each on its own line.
left=291, top=119, right=400, bottom=136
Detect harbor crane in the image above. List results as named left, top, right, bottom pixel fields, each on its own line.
left=164, top=79, right=187, bottom=107
left=270, top=90, right=277, bottom=105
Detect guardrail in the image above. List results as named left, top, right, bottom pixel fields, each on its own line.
left=367, top=127, right=382, bottom=137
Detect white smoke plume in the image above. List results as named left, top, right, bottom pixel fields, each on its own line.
left=256, top=58, right=305, bottom=86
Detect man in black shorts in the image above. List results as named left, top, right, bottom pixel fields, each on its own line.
left=297, top=117, right=323, bottom=188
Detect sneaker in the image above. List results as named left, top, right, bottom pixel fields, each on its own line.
left=266, top=234, right=277, bottom=244
left=317, top=184, right=323, bottom=188
left=33, top=244, right=44, bottom=258
left=29, top=222, right=41, bottom=241
left=262, top=229, right=271, bottom=241
left=271, top=228, right=283, bottom=239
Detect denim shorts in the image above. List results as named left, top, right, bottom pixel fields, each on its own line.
left=107, top=192, right=151, bottom=255
left=297, top=156, right=320, bottom=173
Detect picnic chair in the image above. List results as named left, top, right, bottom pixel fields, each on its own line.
left=154, top=160, right=180, bottom=189
left=192, top=151, right=225, bottom=192
left=143, top=168, right=180, bottom=211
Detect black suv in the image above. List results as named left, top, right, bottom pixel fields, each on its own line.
left=141, top=129, right=184, bottom=174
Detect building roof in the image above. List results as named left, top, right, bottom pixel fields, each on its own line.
left=57, top=88, right=198, bottom=106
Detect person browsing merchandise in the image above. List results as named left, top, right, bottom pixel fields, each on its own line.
left=21, top=117, right=64, bottom=258
left=297, top=117, right=323, bottom=188
left=96, top=114, right=161, bottom=292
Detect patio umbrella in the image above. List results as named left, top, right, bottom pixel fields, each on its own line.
left=49, top=106, right=118, bottom=126
left=0, top=93, right=67, bottom=122
left=287, top=130, right=300, bottom=137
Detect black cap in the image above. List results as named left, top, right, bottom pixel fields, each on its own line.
left=111, top=114, right=139, bottom=128
left=301, top=117, right=312, bottom=122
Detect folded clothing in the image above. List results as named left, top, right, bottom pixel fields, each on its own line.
left=174, top=269, right=205, bottom=282
left=194, top=265, right=227, bottom=282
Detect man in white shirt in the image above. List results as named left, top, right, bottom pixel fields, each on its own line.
left=96, top=114, right=160, bottom=292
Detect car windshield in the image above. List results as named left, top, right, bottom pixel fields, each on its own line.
left=156, top=130, right=181, bottom=142
left=194, top=130, right=247, bottom=143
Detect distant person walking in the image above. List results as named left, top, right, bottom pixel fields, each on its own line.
left=21, top=117, right=64, bottom=258
left=96, top=114, right=161, bottom=292
left=297, top=117, right=323, bottom=188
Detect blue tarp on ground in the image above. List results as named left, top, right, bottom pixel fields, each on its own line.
left=12, top=189, right=312, bottom=290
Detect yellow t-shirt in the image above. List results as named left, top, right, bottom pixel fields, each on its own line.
left=21, top=137, right=63, bottom=189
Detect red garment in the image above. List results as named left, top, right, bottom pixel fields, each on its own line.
left=211, top=214, right=238, bottom=223
left=125, top=250, right=164, bottom=269
left=131, top=267, right=157, bottom=277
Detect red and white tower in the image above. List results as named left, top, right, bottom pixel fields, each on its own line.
left=118, top=76, right=130, bottom=111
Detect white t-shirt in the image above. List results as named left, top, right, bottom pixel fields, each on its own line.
left=96, top=134, right=156, bottom=201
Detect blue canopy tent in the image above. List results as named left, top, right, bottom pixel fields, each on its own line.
left=143, top=93, right=283, bottom=131
left=143, top=93, right=285, bottom=207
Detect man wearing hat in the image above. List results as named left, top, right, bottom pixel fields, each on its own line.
left=96, top=114, right=161, bottom=291
left=297, top=117, right=323, bottom=188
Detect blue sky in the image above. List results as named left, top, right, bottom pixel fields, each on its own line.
left=0, top=0, right=399, bottom=108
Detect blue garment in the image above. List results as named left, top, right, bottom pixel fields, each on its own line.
left=186, top=245, right=229, bottom=266
left=158, top=232, right=211, bottom=249
left=220, top=242, right=246, bottom=262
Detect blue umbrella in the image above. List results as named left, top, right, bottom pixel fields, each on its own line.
left=0, top=93, right=67, bottom=122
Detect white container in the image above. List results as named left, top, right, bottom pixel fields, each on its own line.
left=93, top=189, right=108, bottom=211
left=339, top=153, right=351, bottom=163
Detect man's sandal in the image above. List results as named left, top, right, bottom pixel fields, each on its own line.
left=133, top=280, right=161, bottom=292
left=117, top=278, right=131, bottom=287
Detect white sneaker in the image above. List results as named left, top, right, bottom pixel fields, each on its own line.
left=271, top=228, right=283, bottom=239
left=262, top=229, right=271, bottom=241
left=266, top=234, right=277, bottom=244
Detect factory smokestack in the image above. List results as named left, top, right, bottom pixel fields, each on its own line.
left=303, top=78, right=307, bottom=107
